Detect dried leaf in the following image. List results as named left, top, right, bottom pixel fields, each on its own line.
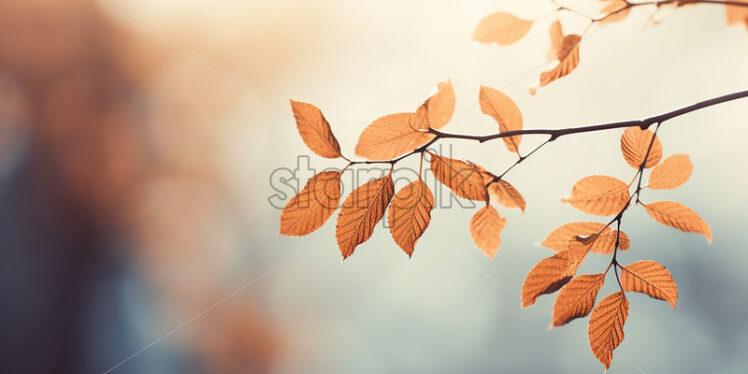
left=620, top=127, right=662, bottom=169
left=280, top=171, right=341, bottom=236
left=479, top=85, right=523, bottom=153
left=355, top=113, right=435, bottom=160
left=726, top=1, right=748, bottom=29
left=290, top=100, right=342, bottom=158
left=643, top=201, right=712, bottom=243
left=426, top=79, right=456, bottom=130
left=387, top=179, right=434, bottom=256
left=620, top=260, right=678, bottom=308
left=429, top=153, right=488, bottom=201
left=488, top=180, right=526, bottom=212
left=547, top=19, right=564, bottom=62
left=649, top=154, right=692, bottom=190
left=531, top=34, right=581, bottom=95
left=541, top=222, right=630, bottom=254
left=470, top=204, right=507, bottom=259
left=588, top=292, right=629, bottom=370
left=562, top=175, right=630, bottom=216
left=599, top=0, right=631, bottom=25
left=473, top=12, right=533, bottom=45
left=522, top=237, right=593, bottom=307
left=336, top=174, right=395, bottom=259
left=551, top=273, right=605, bottom=327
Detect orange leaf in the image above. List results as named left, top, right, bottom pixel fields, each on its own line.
left=336, top=174, right=395, bottom=259
left=546, top=19, right=564, bottom=62
left=620, top=127, right=662, bottom=169
left=726, top=0, right=748, bottom=29
left=488, top=180, right=526, bottom=212
left=562, top=175, right=630, bottom=216
left=479, top=85, right=523, bottom=153
left=620, top=260, right=678, bottom=308
left=469, top=204, right=507, bottom=259
left=429, top=153, right=488, bottom=201
left=541, top=222, right=630, bottom=254
left=290, top=100, right=342, bottom=159
left=280, top=171, right=341, bottom=236
left=473, top=12, right=533, bottom=45
left=531, top=34, right=581, bottom=95
left=588, top=292, right=629, bottom=370
left=387, top=179, right=434, bottom=257
left=599, top=0, right=631, bottom=25
left=649, top=154, right=692, bottom=190
left=355, top=113, right=435, bottom=160
left=643, top=201, right=712, bottom=243
left=425, top=79, right=456, bottom=130
left=551, top=273, right=605, bottom=327
left=522, top=237, right=593, bottom=307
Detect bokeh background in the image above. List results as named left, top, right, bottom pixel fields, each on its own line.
left=1, top=0, right=747, bottom=373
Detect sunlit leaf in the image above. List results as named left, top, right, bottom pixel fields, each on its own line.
left=388, top=179, right=434, bottom=257
left=479, top=85, right=523, bottom=153
left=280, top=171, right=341, bottom=236
left=290, top=100, right=342, bottom=158
left=470, top=204, right=507, bottom=259
left=336, top=174, right=395, bottom=259
left=551, top=273, right=605, bottom=327
left=643, top=201, right=712, bottom=243
left=522, top=237, right=594, bottom=307
left=621, top=127, right=662, bottom=169
left=599, top=0, right=631, bottom=25
left=426, top=79, right=456, bottom=130
left=541, top=222, right=630, bottom=254
left=473, top=12, right=533, bottom=45
left=531, top=34, right=581, bottom=95
left=546, top=19, right=564, bottom=62
left=429, top=153, right=488, bottom=201
left=620, top=260, right=678, bottom=308
left=562, top=175, right=630, bottom=216
left=649, top=154, right=692, bottom=190
left=355, top=113, right=435, bottom=160
left=588, top=292, right=629, bottom=370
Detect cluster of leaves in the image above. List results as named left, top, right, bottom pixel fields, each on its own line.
left=473, top=0, right=748, bottom=94
left=523, top=126, right=710, bottom=368
left=281, top=81, right=528, bottom=259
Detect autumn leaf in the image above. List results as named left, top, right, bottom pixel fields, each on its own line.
left=643, top=201, right=712, bottom=243
left=479, top=85, right=523, bottom=153
left=469, top=204, right=507, bottom=259
left=546, top=19, right=564, bottom=62
left=473, top=12, right=533, bottom=45
left=425, top=79, right=456, bottom=130
left=620, top=127, right=662, bottom=169
left=429, top=153, right=488, bottom=201
left=648, top=154, right=692, bottom=190
left=387, top=179, right=434, bottom=257
left=599, top=0, right=631, bottom=25
left=620, top=260, right=678, bottom=308
left=551, top=273, right=605, bottom=327
left=290, top=100, right=342, bottom=158
left=541, top=222, right=630, bottom=254
left=531, top=34, right=581, bottom=95
left=355, top=113, right=435, bottom=160
left=488, top=180, right=526, bottom=212
left=562, top=175, right=630, bottom=216
left=336, top=174, right=395, bottom=259
left=588, top=292, right=629, bottom=370
left=280, top=171, right=341, bottom=236
left=522, top=237, right=593, bottom=307
left=726, top=0, right=748, bottom=29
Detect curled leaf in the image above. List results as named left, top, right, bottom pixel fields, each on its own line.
left=643, top=201, right=712, bottom=243
left=290, top=100, right=342, bottom=158
left=355, top=113, right=435, bottom=160
left=425, top=79, right=456, bottom=130
left=336, top=174, right=395, bottom=259
left=562, top=175, right=630, bottom=216
left=547, top=19, right=564, bottom=62
left=429, top=153, right=488, bottom=201
left=479, top=85, right=523, bottom=153
left=541, top=222, right=630, bottom=254
left=388, top=179, right=434, bottom=257
left=649, top=154, right=692, bottom=190
left=280, top=171, right=341, bottom=236
left=588, top=292, right=629, bottom=370
left=620, top=260, right=678, bottom=308
left=469, top=204, right=507, bottom=259
left=473, top=12, right=533, bottom=45
left=531, top=34, right=581, bottom=95
left=621, top=127, right=662, bottom=169
left=551, top=273, right=605, bottom=327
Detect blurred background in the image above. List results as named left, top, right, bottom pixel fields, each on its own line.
left=0, top=0, right=746, bottom=373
